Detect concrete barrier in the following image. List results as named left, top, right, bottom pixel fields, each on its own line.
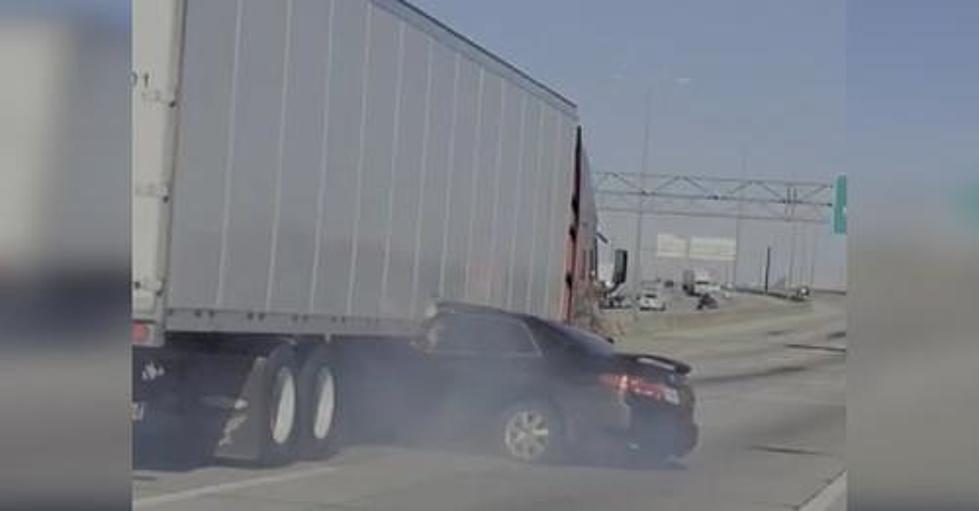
left=602, top=297, right=812, bottom=335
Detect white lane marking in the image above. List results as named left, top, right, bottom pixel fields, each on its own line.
left=133, top=465, right=337, bottom=508
left=798, top=470, right=846, bottom=511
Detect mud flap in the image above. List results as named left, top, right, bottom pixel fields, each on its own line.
left=182, top=350, right=270, bottom=462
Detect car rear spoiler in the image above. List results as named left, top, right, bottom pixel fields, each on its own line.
left=621, top=352, right=692, bottom=375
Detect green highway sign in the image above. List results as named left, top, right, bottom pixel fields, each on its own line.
left=833, top=174, right=847, bottom=234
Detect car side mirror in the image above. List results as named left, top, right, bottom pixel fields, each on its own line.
left=612, top=249, right=628, bottom=286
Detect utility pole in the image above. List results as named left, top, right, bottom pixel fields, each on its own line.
left=809, top=225, right=819, bottom=287
left=800, top=225, right=808, bottom=288
left=763, top=245, right=772, bottom=293
left=787, top=183, right=799, bottom=289
left=732, top=147, right=747, bottom=286
left=631, top=88, right=653, bottom=318
left=632, top=190, right=644, bottom=317
left=788, top=223, right=798, bottom=288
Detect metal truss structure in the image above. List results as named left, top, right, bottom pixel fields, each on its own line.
left=594, top=171, right=835, bottom=224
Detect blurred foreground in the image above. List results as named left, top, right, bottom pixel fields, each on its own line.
left=0, top=2, right=129, bottom=509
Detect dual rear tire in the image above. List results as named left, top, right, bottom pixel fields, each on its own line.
left=295, top=346, right=339, bottom=459
left=254, top=346, right=296, bottom=465
left=257, top=344, right=338, bottom=465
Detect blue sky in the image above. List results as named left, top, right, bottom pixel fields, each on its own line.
left=0, top=0, right=128, bottom=28
left=411, top=0, right=844, bottom=181
left=412, top=0, right=847, bottom=287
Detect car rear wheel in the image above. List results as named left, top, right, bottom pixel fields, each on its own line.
left=497, top=400, right=564, bottom=463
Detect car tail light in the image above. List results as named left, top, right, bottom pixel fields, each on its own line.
left=599, top=373, right=680, bottom=404
left=132, top=322, right=151, bottom=345
left=627, top=377, right=667, bottom=399
left=599, top=373, right=629, bottom=396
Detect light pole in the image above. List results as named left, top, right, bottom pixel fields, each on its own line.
left=732, top=145, right=747, bottom=287
left=630, top=78, right=688, bottom=318
left=809, top=224, right=819, bottom=287
left=631, top=88, right=652, bottom=318
left=764, top=245, right=772, bottom=293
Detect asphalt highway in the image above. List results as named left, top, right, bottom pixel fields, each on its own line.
left=133, top=296, right=846, bottom=511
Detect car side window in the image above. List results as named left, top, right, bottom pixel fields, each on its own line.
left=425, top=314, right=477, bottom=352
left=427, top=313, right=539, bottom=356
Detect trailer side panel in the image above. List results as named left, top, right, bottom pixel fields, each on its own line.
left=165, top=0, right=578, bottom=332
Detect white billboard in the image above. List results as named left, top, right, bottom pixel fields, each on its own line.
left=656, top=233, right=688, bottom=259
left=689, top=237, right=737, bottom=262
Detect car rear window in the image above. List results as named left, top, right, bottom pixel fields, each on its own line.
left=547, top=322, right=616, bottom=357
left=426, top=312, right=539, bottom=356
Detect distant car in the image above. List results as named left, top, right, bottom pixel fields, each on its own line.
left=696, top=293, right=719, bottom=310
left=638, top=293, right=667, bottom=312
left=602, top=294, right=629, bottom=309
left=335, top=303, right=698, bottom=463
left=719, top=284, right=733, bottom=300
left=789, top=286, right=811, bottom=302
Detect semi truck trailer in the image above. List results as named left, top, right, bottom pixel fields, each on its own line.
left=133, top=0, right=597, bottom=464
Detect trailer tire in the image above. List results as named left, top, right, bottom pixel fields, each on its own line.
left=257, top=345, right=299, bottom=465
left=296, top=345, right=340, bottom=459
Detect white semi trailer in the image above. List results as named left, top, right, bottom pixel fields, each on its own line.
left=133, top=0, right=597, bottom=464
left=682, top=268, right=715, bottom=296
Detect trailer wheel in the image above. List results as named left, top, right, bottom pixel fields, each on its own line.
left=296, top=345, right=340, bottom=459
left=258, top=345, right=299, bottom=465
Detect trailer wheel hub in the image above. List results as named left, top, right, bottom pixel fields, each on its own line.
left=271, top=367, right=296, bottom=445
left=312, top=367, right=336, bottom=440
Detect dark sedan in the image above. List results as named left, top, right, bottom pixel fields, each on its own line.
left=334, top=303, right=698, bottom=464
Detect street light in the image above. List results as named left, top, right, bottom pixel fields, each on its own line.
left=631, top=88, right=652, bottom=318
left=631, top=77, right=689, bottom=318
